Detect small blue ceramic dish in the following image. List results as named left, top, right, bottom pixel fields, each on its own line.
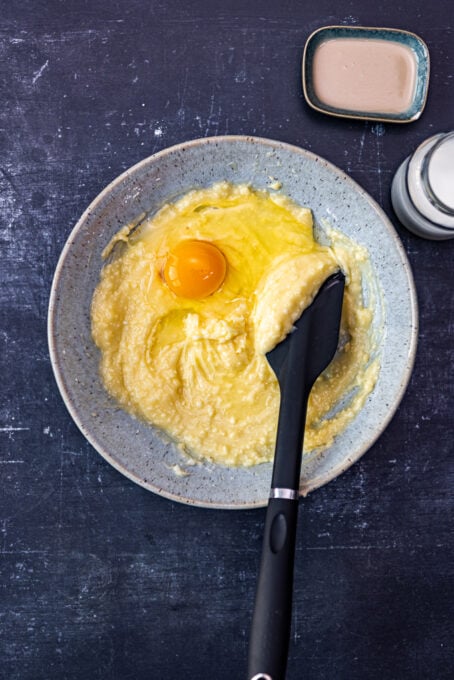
left=303, top=26, right=430, bottom=123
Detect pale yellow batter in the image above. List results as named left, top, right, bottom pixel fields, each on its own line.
left=91, top=183, right=379, bottom=466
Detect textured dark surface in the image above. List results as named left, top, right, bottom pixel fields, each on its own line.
left=1, top=1, right=453, bottom=678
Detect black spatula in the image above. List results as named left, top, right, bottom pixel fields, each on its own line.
left=247, top=270, right=345, bottom=680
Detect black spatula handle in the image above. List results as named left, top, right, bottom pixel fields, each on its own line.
left=247, top=495, right=299, bottom=680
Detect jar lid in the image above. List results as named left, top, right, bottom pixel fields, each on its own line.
left=423, top=132, right=454, bottom=214
left=407, top=133, right=454, bottom=229
left=391, top=158, right=454, bottom=240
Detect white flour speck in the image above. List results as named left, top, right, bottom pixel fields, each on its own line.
left=32, top=60, right=49, bottom=84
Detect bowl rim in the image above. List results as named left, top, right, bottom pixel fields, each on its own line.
left=48, top=135, right=419, bottom=508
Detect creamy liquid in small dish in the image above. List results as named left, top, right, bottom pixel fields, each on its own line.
left=312, top=38, right=417, bottom=114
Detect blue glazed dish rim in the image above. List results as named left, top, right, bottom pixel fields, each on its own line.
left=302, top=25, right=430, bottom=123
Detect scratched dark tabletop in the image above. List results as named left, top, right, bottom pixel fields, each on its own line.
left=1, top=1, right=453, bottom=678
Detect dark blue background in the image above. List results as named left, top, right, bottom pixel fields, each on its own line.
left=1, top=1, right=453, bottom=678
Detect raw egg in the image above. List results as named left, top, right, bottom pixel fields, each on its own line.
left=163, top=240, right=227, bottom=299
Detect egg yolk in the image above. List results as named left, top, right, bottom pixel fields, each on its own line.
left=163, top=240, right=227, bottom=298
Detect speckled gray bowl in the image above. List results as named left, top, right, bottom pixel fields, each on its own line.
left=48, top=136, right=418, bottom=509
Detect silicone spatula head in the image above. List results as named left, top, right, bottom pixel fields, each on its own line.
left=266, top=270, right=345, bottom=390
left=266, top=269, right=346, bottom=491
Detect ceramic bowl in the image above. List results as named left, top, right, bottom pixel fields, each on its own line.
left=48, top=136, right=418, bottom=509
left=302, top=26, right=430, bottom=123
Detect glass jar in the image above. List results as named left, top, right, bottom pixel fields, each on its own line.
left=391, top=131, right=454, bottom=240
